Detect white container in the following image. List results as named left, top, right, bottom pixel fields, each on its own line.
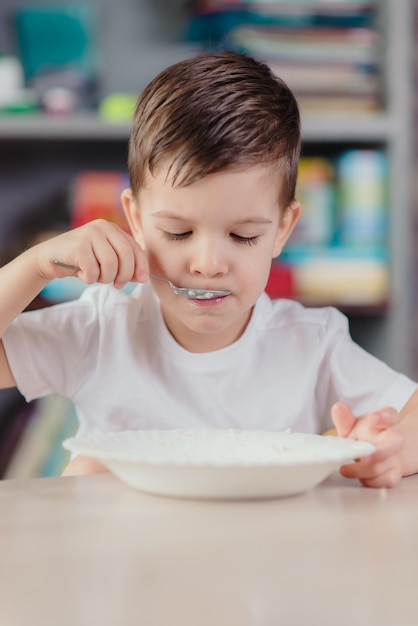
left=338, top=149, right=388, bottom=245
left=0, top=55, right=24, bottom=106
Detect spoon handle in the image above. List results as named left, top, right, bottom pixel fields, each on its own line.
left=53, top=261, right=81, bottom=272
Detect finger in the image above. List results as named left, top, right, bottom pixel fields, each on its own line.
left=91, top=240, right=120, bottom=284
left=107, top=232, right=148, bottom=288
left=131, top=242, right=149, bottom=283
left=359, top=464, right=402, bottom=488
left=359, top=464, right=402, bottom=489
left=54, top=226, right=106, bottom=284
left=352, top=408, right=401, bottom=443
left=340, top=456, right=395, bottom=481
left=87, top=226, right=134, bottom=286
left=335, top=406, right=401, bottom=444
left=331, top=402, right=356, bottom=437
left=367, top=407, right=400, bottom=431
left=340, top=430, right=403, bottom=480
left=366, top=429, right=403, bottom=463
left=52, top=259, right=98, bottom=284
left=87, top=222, right=148, bottom=287
left=113, top=238, right=136, bottom=289
left=340, top=431, right=403, bottom=479
left=70, top=237, right=113, bottom=284
left=70, top=247, right=102, bottom=284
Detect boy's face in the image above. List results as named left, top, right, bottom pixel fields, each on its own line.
left=122, top=164, right=300, bottom=353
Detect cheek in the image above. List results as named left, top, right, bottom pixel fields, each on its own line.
left=145, top=236, right=181, bottom=272
left=247, top=240, right=278, bottom=288
left=139, top=224, right=162, bottom=255
left=238, top=253, right=272, bottom=288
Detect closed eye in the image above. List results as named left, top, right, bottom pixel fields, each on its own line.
left=231, top=234, right=260, bottom=246
left=162, top=231, right=192, bottom=241
left=162, top=231, right=260, bottom=245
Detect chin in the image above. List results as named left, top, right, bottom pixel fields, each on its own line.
left=188, top=316, right=248, bottom=340
left=187, top=320, right=227, bottom=335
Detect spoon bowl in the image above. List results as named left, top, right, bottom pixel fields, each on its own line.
left=149, top=274, right=231, bottom=300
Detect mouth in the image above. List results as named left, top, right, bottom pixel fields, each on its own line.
left=179, top=285, right=232, bottom=300
left=187, top=290, right=231, bottom=300
left=189, top=294, right=230, bottom=306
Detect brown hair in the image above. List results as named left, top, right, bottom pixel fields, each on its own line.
left=128, top=51, right=301, bottom=208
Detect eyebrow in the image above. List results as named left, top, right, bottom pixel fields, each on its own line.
left=152, top=211, right=273, bottom=225
left=233, top=218, right=273, bottom=225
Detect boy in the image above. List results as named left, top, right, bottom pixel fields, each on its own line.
left=1, top=51, right=418, bottom=486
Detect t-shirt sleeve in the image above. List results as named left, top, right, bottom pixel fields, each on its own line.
left=317, top=307, right=418, bottom=419
left=2, top=287, right=105, bottom=402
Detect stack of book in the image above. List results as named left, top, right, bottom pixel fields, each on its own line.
left=71, top=170, right=129, bottom=231
left=2, top=394, right=78, bottom=479
left=186, top=0, right=383, bottom=113
left=266, top=148, right=389, bottom=306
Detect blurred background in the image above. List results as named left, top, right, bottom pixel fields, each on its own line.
left=0, top=0, right=417, bottom=478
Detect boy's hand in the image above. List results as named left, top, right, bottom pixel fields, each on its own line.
left=35, top=219, right=149, bottom=289
left=331, top=402, right=404, bottom=488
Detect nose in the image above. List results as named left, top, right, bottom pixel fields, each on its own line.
left=189, top=236, right=228, bottom=278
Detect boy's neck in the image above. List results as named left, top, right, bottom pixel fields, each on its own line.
left=160, top=306, right=254, bottom=353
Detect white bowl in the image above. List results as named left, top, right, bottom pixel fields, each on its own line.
left=63, top=429, right=375, bottom=500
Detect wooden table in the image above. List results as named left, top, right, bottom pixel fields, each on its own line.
left=1, top=471, right=417, bottom=626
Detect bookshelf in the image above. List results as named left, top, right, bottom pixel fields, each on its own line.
left=0, top=0, right=416, bottom=476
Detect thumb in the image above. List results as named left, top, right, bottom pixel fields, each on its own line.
left=331, top=402, right=356, bottom=437
left=132, top=243, right=149, bottom=283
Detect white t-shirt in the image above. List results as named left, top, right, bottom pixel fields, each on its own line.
left=3, top=284, right=417, bottom=437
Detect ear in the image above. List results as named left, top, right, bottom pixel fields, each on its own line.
left=272, top=200, right=301, bottom=258
left=121, top=188, right=146, bottom=249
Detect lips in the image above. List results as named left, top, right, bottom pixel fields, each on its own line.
left=189, top=294, right=230, bottom=306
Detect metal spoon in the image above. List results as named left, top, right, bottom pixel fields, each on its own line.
left=149, top=274, right=231, bottom=300
left=53, top=261, right=231, bottom=300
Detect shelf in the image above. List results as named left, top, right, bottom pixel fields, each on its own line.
left=0, top=110, right=397, bottom=142
left=0, top=112, right=132, bottom=140
left=298, top=300, right=389, bottom=317
left=301, top=112, right=396, bottom=143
